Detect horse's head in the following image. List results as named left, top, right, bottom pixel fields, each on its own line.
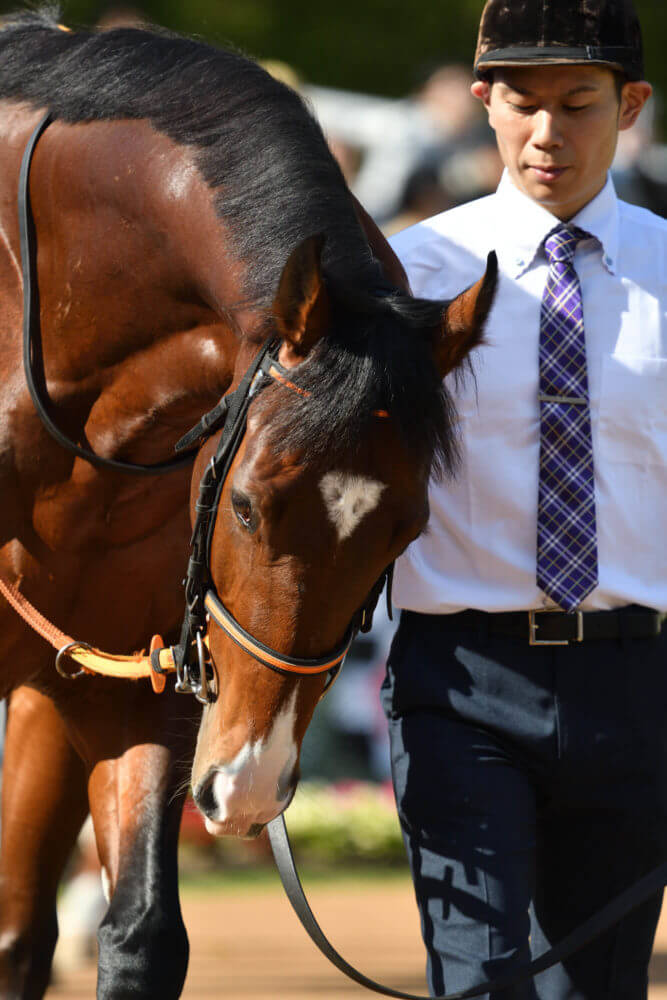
left=190, top=235, right=497, bottom=836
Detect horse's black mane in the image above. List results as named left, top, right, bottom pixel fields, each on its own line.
left=258, top=285, right=460, bottom=475
left=0, top=9, right=376, bottom=303
left=0, top=10, right=461, bottom=476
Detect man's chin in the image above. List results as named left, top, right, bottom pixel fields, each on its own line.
left=516, top=169, right=608, bottom=220
left=520, top=171, right=569, bottom=201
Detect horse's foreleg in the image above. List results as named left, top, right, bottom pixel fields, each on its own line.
left=82, top=684, right=195, bottom=1000
left=0, top=686, right=89, bottom=1000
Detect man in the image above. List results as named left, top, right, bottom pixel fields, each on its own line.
left=385, top=0, right=666, bottom=996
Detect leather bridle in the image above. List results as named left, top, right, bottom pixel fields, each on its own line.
left=160, top=337, right=393, bottom=704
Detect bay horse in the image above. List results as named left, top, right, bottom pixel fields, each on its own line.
left=0, top=12, right=497, bottom=998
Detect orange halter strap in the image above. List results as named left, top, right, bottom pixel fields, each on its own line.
left=0, top=570, right=175, bottom=694
left=204, top=591, right=354, bottom=677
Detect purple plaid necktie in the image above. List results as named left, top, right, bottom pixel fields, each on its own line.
left=537, top=224, right=598, bottom=612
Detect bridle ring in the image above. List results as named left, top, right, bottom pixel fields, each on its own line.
left=55, top=641, right=92, bottom=680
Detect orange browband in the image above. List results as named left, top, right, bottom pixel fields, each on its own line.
left=268, top=364, right=312, bottom=398
left=267, top=364, right=389, bottom=418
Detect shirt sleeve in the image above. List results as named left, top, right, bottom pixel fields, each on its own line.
left=389, top=210, right=496, bottom=304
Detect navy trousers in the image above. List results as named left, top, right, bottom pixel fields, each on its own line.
left=383, top=610, right=667, bottom=999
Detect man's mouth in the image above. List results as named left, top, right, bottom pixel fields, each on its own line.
left=529, top=165, right=568, bottom=182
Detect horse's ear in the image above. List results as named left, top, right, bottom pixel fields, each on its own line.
left=433, top=251, right=498, bottom=377
left=273, top=233, right=330, bottom=364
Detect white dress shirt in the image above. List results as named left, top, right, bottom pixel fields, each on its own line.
left=391, top=172, right=667, bottom=614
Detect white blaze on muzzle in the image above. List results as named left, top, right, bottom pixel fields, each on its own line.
left=204, top=687, right=299, bottom=829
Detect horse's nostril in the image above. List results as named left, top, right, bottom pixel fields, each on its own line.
left=193, top=772, right=218, bottom=819
left=277, top=764, right=299, bottom=802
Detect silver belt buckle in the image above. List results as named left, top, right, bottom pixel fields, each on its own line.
left=529, top=608, right=584, bottom=646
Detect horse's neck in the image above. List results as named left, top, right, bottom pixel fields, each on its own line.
left=0, top=113, right=249, bottom=549
left=38, top=118, right=243, bottom=437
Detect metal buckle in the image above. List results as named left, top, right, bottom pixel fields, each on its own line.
left=175, top=632, right=216, bottom=704
left=174, top=660, right=194, bottom=695
left=193, top=630, right=214, bottom=705
left=528, top=608, right=584, bottom=646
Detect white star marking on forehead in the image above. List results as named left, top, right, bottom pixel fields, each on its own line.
left=319, top=472, right=386, bottom=541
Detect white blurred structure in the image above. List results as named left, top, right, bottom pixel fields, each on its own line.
left=52, top=816, right=106, bottom=976
left=306, top=66, right=487, bottom=224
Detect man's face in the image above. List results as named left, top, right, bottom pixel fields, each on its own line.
left=472, top=65, right=651, bottom=220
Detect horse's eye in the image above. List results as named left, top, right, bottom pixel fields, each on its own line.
left=232, top=490, right=254, bottom=530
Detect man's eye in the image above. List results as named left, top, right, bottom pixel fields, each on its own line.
left=510, top=103, right=536, bottom=113
left=232, top=490, right=254, bottom=530
left=563, top=104, right=590, bottom=113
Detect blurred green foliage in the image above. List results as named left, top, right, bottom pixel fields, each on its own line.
left=283, top=781, right=405, bottom=864
left=2, top=0, right=664, bottom=114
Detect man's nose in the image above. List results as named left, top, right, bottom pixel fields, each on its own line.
left=532, top=109, right=563, bottom=149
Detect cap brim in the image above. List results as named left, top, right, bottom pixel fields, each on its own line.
left=475, top=56, right=627, bottom=72
left=474, top=45, right=640, bottom=79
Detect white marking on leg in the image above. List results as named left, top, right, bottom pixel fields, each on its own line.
left=208, top=688, right=298, bottom=826
left=319, top=472, right=386, bottom=541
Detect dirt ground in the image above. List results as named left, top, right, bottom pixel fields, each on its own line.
left=48, top=876, right=667, bottom=1000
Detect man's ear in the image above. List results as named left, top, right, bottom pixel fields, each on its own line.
left=471, top=79, right=492, bottom=110
left=619, top=81, right=653, bottom=132
left=433, top=251, right=498, bottom=377
left=272, top=234, right=330, bottom=366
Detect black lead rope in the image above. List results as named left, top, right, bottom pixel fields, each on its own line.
left=19, top=112, right=197, bottom=475
left=268, top=817, right=667, bottom=999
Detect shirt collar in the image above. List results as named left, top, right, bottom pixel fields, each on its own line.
left=494, top=170, right=620, bottom=278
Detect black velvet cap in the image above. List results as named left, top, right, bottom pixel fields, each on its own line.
left=474, top=0, right=645, bottom=81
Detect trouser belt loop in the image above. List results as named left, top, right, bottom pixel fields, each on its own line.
left=477, top=611, right=490, bottom=647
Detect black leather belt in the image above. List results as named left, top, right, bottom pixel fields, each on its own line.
left=429, top=606, right=665, bottom=646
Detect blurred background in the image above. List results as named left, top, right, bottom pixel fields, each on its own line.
left=0, top=0, right=664, bottom=993
left=1, top=0, right=665, bottom=235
